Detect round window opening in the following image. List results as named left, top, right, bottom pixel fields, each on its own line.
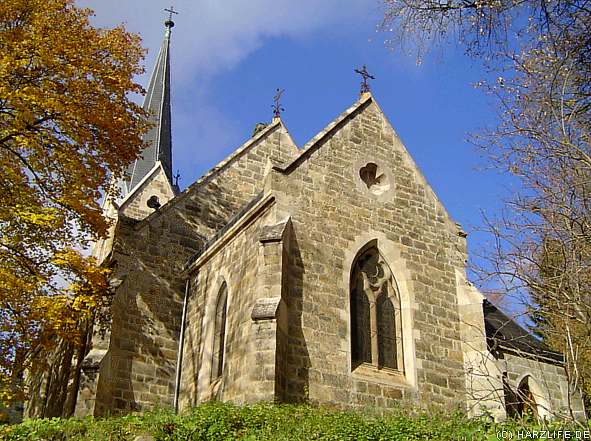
left=359, top=163, right=391, bottom=195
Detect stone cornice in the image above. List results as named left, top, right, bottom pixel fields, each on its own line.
left=183, top=193, right=276, bottom=274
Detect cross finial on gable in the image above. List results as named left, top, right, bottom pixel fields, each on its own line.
left=354, top=65, right=375, bottom=94
left=272, top=88, right=285, bottom=119
left=164, top=6, right=178, bottom=29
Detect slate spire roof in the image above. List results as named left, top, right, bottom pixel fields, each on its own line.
left=125, top=18, right=174, bottom=193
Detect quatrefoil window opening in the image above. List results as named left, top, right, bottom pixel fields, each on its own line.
left=359, top=163, right=391, bottom=195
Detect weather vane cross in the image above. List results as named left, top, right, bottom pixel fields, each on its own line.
left=165, top=6, right=179, bottom=21
left=164, top=6, right=178, bottom=29
left=355, top=65, right=375, bottom=94
left=272, top=88, right=285, bottom=119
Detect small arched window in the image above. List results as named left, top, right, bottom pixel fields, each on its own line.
left=210, top=282, right=228, bottom=382
left=503, top=373, right=549, bottom=420
left=350, top=244, right=403, bottom=372
left=516, top=376, right=539, bottom=419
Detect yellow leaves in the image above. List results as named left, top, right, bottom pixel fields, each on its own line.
left=11, top=204, right=59, bottom=227
left=1, top=0, right=143, bottom=402
left=23, top=249, right=112, bottom=347
left=52, top=249, right=111, bottom=295
left=0, top=372, right=14, bottom=406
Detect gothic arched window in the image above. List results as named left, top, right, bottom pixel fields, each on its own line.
left=210, top=282, right=228, bottom=382
left=350, top=244, right=403, bottom=372
left=516, top=376, right=539, bottom=419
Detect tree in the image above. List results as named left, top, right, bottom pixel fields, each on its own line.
left=0, top=0, right=146, bottom=406
left=381, top=0, right=591, bottom=416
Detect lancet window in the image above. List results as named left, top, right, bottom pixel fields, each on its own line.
left=210, top=282, right=228, bottom=382
left=350, top=244, right=403, bottom=372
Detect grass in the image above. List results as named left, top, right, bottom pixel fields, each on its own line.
left=1, top=402, right=587, bottom=440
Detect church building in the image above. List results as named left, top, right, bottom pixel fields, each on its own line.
left=26, top=17, right=585, bottom=421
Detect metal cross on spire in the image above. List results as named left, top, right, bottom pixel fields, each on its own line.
left=164, top=6, right=178, bottom=28
left=272, top=88, right=285, bottom=119
left=354, top=65, right=375, bottom=94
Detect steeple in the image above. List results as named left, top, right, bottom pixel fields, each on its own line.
left=125, top=13, right=175, bottom=193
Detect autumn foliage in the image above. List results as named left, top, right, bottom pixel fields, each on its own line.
left=381, top=0, right=591, bottom=414
left=0, top=0, right=147, bottom=404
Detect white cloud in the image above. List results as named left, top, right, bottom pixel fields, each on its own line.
left=77, top=0, right=373, bottom=84
left=75, top=0, right=375, bottom=185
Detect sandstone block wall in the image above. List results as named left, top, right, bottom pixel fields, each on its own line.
left=179, top=200, right=279, bottom=408
left=176, top=96, right=471, bottom=410
left=120, top=165, right=175, bottom=221
left=265, top=97, right=469, bottom=408
left=93, top=122, right=295, bottom=415
left=500, top=353, right=586, bottom=420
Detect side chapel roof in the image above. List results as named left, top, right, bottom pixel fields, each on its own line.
left=483, top=300, right=563, bottom=363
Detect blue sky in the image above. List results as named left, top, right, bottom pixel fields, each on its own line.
left=77, top=1, right=516, bottom=288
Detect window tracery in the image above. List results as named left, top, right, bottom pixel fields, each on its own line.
left=359, top=163, right=391, bottom=195
left=350, top=245, right=403, bottom=372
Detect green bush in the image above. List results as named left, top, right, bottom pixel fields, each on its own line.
left=0, top=402, right=586, bottom=441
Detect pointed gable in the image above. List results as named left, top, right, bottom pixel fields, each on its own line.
left=274, top=92, right=460, bottom=232
left=119, top=162, right=176, bottom=220
left=131, top=119, right=297, bottom=232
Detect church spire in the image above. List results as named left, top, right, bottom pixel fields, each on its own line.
left=125, top=11, right=176, bottom=193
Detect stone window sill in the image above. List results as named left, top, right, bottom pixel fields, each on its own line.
left=352, top=362, right=409, bottom=387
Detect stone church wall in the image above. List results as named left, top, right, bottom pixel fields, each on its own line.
left=499, top=352, right=585, bottom=420
left=263, top=98, right=470, bottom=408
left=120, top=166, right=176, bottom=221
left=92, top=123, right=297, bottom=415
left=179, top=200, right=282, bottom=408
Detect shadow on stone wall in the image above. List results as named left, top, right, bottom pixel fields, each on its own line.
left=96, top=235, right=193, bottom=415
left=184, top=180, right=248, bottom=236
left=180, top=280, right=203, bottom=407
left=285, top=234, right=310, bottom=402
left=122, top=285, right=171, bottom=412
left=95, top=178, right=252, bottom=415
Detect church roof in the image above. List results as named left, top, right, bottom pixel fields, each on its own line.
left=483, top=300, right=563, bottom=363
left=125, top=21, right=174, bottom=194
left=184, top=191, right=266, bottom=270
left=273, top=92, right=372, bottom=174
left=130, top=119, right=290, bottom=228
left=131, top=91, right=464, bottom=251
